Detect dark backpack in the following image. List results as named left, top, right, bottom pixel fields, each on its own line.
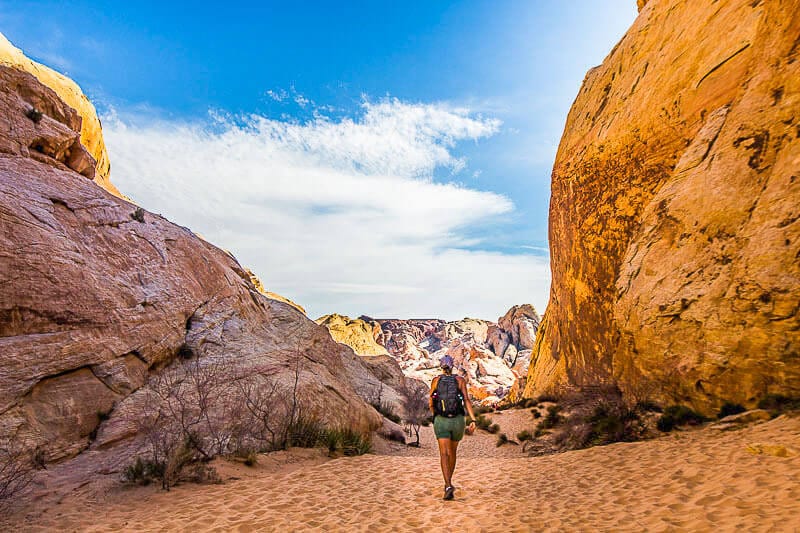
left=432, top=374, right=465, bottom=417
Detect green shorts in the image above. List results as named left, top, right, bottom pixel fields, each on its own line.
left=433, top=415, right=466, bottom=441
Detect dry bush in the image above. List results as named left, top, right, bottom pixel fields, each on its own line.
left=553, top=385, right=644, bottom=450
left=126, top=350, right=314, bottom=489
left=400, top=381, right=430, bottom=447
left=0, top=437, right=35, bottom=509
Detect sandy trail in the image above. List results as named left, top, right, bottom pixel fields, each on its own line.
left=7, top=413, right=800, bottom=532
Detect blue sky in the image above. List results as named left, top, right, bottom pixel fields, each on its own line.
left=1, top=1, right=637, bottom=320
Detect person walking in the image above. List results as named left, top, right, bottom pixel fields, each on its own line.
left=430, top=355, right=476, bottom=500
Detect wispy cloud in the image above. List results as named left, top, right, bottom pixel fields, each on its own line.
left=104, top=97, right=550, bottom=320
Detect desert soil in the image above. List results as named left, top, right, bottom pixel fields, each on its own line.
left=5, top=410, right=800, bottom=532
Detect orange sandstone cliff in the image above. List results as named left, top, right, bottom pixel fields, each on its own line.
left=525, top=0, right=800, bottom=413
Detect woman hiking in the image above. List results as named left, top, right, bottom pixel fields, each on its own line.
left=429, top=355, right=477, bottom=500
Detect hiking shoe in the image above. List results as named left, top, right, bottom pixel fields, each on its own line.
left=443, top=486, right=455, bottom=500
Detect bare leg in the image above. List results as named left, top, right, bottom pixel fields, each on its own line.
left=448, top=439, right=460, bottom=483
left=437, top=438, right=452, bottom=487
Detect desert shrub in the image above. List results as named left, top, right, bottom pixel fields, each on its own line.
left=185, top=463, right=221, bottom=484
left=487, top=423, right=501, bottom=434
left=757, top=394, right=800, bottom=413
left=341, top=429, right=372, bottom=456
left=474, top=415, right=493, bottom=431
left=26, top=107, right=43, bottom=123
left=131, top=207, right=146, bottom=223
left=531, top=409, right=541, bottom=418
left=473, top=404, right=494, bottom=415
left=540, top=405, right=563, bottom=430
left=323, top=428, right=372, bottom=456
left=0, top=438, right=35, bottom=510
left=400, top=382, right=430, bottom=447
left=552, top=386, right=645, bottom=450
left=242, top=450, right=258, bottom=467
left=516, top=430, right=533, bottom=442
left=123, top=457, right=162, bottom=486
left=717, top=402, right=746, bottom=419
left=656, top=405, right=707, bottom=432
left=370, top=400, right=401, bottom=424
left=496, top=433, right=509, bottom=447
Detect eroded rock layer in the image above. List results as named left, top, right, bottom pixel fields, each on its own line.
left=0, top=65, right=385, bottom=463
left=526, top=0, right=800, bottom=413
left=0, top=32, right=116, bottom=196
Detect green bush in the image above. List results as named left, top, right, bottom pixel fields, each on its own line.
left=657, top=405, right=706, bottom=432
left=717, top=402, right=746, bottom=419
left=516, top=430, right=533, bottom=442
left=321, top=428, right=372, bottom=456
left=474, top=415, right=493, bottom=431
left=496, top=433, right=511, bottom=447
left=487, top=423, right=501, bottom=434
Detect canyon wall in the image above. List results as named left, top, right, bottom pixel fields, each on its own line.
left=0, top=63, right=389, bottom=464
left=525, top=0, right=800, bottom=413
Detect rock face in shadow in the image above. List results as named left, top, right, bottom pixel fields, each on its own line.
left=0, top=32, right=116, bottom=196
left=0, top=65, right=385, bottom=464
left=526, top=0, right=800, bottom=413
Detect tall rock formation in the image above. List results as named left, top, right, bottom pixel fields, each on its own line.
left=526, top=0, right=800, bottom=413
left=0, top=63, right=390, bottom=464
left=0, top=32, right=116, bottom=196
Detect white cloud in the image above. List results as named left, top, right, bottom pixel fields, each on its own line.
left=104, top=97, right=550, bottom=320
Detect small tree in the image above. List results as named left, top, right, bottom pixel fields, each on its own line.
left=400, top=382, right=429, bottom=447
